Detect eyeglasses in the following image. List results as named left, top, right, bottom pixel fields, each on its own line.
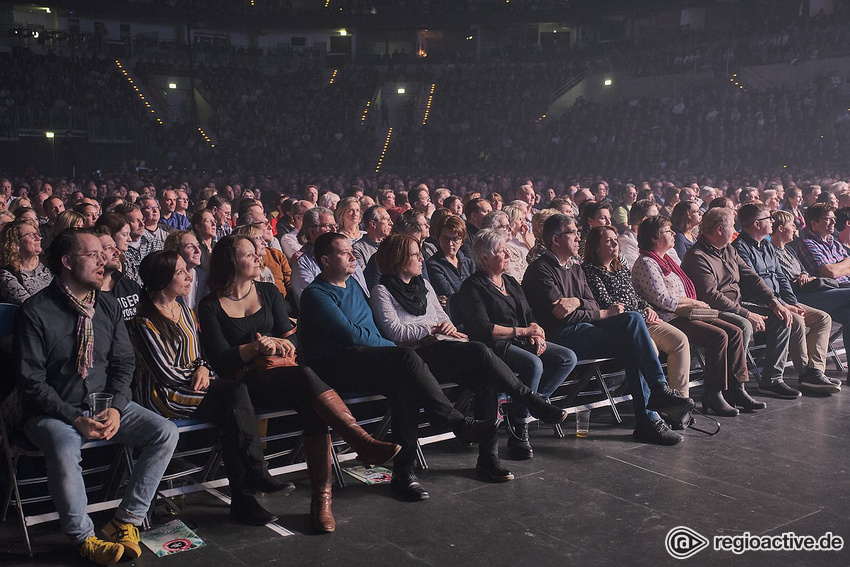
left=176, top=197, right=189, bottom=202
left=821, top=217, right=837, bottom=224
left=412, top=252, right=424, bottom=260
left=251, top=221, right=270, bottom=228
left=314, top=223, right=338, bottom=231
left=19, top=232, right=41, bottom=241
left=658, top=229, right=674, bottom=235
left=439, top=235, right=462, bottom=244
left=72, top=252, right=107, bottom=262
left=142, top=205, right=160, bottom=211
left=753, top=216, right=772, bottom=223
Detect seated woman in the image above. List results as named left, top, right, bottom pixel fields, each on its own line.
left=370, top=234, right=567, bottom=481
left=457, top=229, right=577, bottom=460
left=425, top=215, right=475, bottom=305
left=95, top=212, right=141, bottom=289
left=671, top=201, right=701, bottom=260
left=581, top=226, right=709, bottom=417
left=131, top=251, right=296, bottom=526
left=197, top=235, right=399, bottom=532
left=335, top=197, right=363, bottom=242
left=0, top=218, right=52, bottom=304
left=163, top=230, right=208, bottom=311
left=232, top=224, right=276, bottom=287
left=631, top=216, right=765, bottom=415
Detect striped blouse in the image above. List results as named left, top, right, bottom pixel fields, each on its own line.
left=130, top=303, right=209, bottom=418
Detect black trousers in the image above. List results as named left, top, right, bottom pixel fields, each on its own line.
left=312, top=346, right=463, bottom=472
left=416, top=340, right=532, bottom=457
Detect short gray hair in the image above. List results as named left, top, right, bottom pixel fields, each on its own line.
left=298, top=206, right=334, bottom=243
left=470, top=228, right=509, bottom=271
left=481, top=210, right=509, bottom=230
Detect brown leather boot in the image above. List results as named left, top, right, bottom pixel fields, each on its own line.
left=305, top=434, right=335, bottom=533
left=312, top=390, right=401, bottom=466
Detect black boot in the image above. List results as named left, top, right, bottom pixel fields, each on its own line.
left=524, top=393, right=568, bottom=425
left=724, top=381, right=767, bottom=411
left=700, top=390, right=739, bottom=417
left=505, top=418, right=533, bottom=460
left=230, top=493, right=277, bottom=526
left=223, top=407, right=295, bottom=495
left=476, top=432, right=513, bottom=482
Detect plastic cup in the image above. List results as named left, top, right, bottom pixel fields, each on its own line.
left=576, top=409, right=590, bottom=438
left=87, top=393, right=113, bottom=422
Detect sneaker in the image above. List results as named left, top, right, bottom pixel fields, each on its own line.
left=825, top=375, right=842, bottom=387
left=475, top=456, right=514, bottom=483
left=633, top=419, right=683, bottom=446
left=79, top=535, right=124, bottom=565
left=798, top=368, right=841, bottom=394
left=646, top=384, right=695, bottom=413
left=100, top=519, right=141, bottom=560
left=757, top=380, right=802, bottom=399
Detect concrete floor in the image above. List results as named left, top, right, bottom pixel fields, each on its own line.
left=2, top=370, right=849, bottom=567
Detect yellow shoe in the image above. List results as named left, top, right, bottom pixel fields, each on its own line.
left=79, top=535, right=124, bottom=565
left=101, top=519, right=142, bottom=559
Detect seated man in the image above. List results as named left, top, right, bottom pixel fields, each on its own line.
left=521, top=214, right=694, bottom=445
left=298, top=232, right=496, bottom=502
left=291, top=206, right=368, bottom=306
left=15, top=229, right=178, bottom=565
left=797, top=202, right=850, bottom=284
left=680, top=208, right=798, bottom=399
left=733, top=203, right=838, bottom=393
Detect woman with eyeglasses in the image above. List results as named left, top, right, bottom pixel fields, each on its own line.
left=0, top=218, right=52, bottom=304
left=370, top=234, right=568, bottom=481
left=631, top=216, right=760, bottom=416
left=198, top=235, right=399, bottom=531
left=425, top=215, right=475, bottom=306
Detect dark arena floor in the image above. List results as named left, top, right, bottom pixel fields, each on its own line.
left=2, top=365, right=849, bottom=567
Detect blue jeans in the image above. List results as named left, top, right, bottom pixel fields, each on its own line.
left=24, top=402, right=179, bottom=544
left=550, top=311, right=666, bottom=426
left=502, top=341, right=577, bottom=419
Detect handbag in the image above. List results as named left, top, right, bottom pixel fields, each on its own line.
left=675, top=306, right=719, bottom=322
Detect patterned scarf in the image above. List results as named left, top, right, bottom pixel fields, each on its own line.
left=57, top=279, right=97, bottom=379
left=641, top=250, right=697, bottom=300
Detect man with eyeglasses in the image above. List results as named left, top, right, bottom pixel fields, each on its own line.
left=290, top=207, right=368, bottom=306
left=353, top=205, right=392, bottom=269
left=138, top=196, right=171, bottom=248
left=206, top=195, right=232, bottom=243
left=733, top=203, right=837, bottom=394
left=279, top=200, right=314, bottom=261
left=15, top=228, right=177, bottom=564
left=681, top=207, right=799, bottom=399
left=159, top=189, right=190, bottom=231
left=523, top=214, right=694, bottom=446
left=96, top=231, right=142, bottom=323
left=798, top=203, right=850, bottom=285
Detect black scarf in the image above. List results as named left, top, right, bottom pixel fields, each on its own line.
left=380, top=274, right=428, bottom=316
